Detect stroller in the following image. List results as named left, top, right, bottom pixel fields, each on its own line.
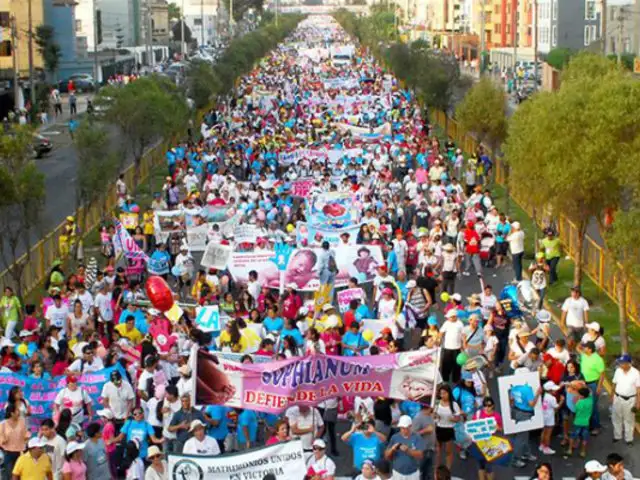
left=474, top=221, right=496, bottom=267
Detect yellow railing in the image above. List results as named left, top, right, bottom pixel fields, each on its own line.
left=0, top=139, right=168, bottom=296
left=431, top=109, right=640, bottom=326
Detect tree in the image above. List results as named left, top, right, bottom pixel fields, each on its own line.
left=73, top=121, right=119, bottom=235
left=172, top=21, right=193, bottom=43
left=168, top=2, right=181, bottom=21
left=99, top=76, right=189, bottom=190
left=34, top=25, right=62, bottom=82
left=603, top=210, right=640, bottom=355
left=186, top=60, right=222, bottom=109
left=544, top=47, right=574, bottom=70
left=504, top=52, right=640, bottom=286
left=0, top=127, right=46, bottom=300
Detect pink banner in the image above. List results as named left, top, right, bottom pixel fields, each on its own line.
left=337, top=288, right=365, bottom=313
left=292, top=179, right=315, bottom=198
left=195, top=349, right=441, bottom=413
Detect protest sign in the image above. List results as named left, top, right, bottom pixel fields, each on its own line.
left=203, top=205, right=234, bottom=223
left=201, top=243, right=232, bottom=270
left=291, top=179, right=315, bottom=198
left=465, top=418, right=498, bottom=442
left=296, top=222, right=361, bottom=247
left=112, top=218, right=148, bottom=262
left=308, top=192, right=361, bottom=229
left=187, top=224, right=208, bottom=251
left=169, top=440, right=306, bottom=480
left=233, top=224, right=258, bottom=244
left=498, top=370, right=543, bottom=435
left=154, top=211, right=186, bottom=243
left=195, top=349, right=441, bottom=413
left=337, top=288, right=364, bottom=313
left=118, top=212, right=139, bottom=230
left=195, top=306, right=225, bottom=333
left=217, top=352, right=271, bottom=364
left=228, top=245, right=383, bottom=291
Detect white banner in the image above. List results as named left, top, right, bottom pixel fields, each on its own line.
left=233, top=224, right=259, bottom=244
left=201, top=243, right=233, bottom=270
left=169, top=440, right=306, bottom=480
left=187, top=224, right=208, bottom=251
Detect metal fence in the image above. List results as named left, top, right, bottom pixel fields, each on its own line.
left=0, top=140, right=167, bottom=296
left=431, top=109, right=640, bottom=326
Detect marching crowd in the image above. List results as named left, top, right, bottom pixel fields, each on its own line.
left=0, top=15, right=638, bottom=480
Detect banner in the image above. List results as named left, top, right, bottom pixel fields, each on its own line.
left=195, top=306, right=226, bottom=333
left=308, top=192, right=361, bottom=229
left=228, top=245, right=383, bottom=291
left=169, top=440, right=306, bottom=480
left=279, top=148, right=327, bottom=167
left=204, top=205, right=235, bottom=223
left=296, top=221, right=361, bottom=247
left=233, top=224, right=259, bottom=244
left=154, top=210, right=186, bottom=243
left=201, top=243, right=233, bottom=270
left=112, top=219, right=148, bottom=262
left=326, top=147, right=363, bottom=165
left=195, top=350, right=441, bottom=413
left=118, top=212, right=139, bottom=230
left=291, top=179, right=315, bottom=198
left=337, top=288, right=365, bottom=313
left=187, top=224, right=208, bottom=251
left=0, top=364, right=126, bottom=430
left=336, top=122, right=391, bottom=138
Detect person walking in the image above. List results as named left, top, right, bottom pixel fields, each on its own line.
left=438, top=310, right=464, bottom=384
left=507, top=222, right=525, bottom=282
left=611, top=354, right=640, bottom=445
left=580, top=341, right=605, bottom=435
left=318, top=241, right=338, bottom=286
left=0, top=404, right=30, bottom=480
left=540, top=229, right=561, bottom=285
left=384, top=415, right=425, bottom=480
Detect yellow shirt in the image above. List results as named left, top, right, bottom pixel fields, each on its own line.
left=13, top=451, right=52, bottom=480
left=142, top=212, right=155, bottom=235
left=219, top=331, right=248, bottom=353
left=115, top=324, right=143, bottom=344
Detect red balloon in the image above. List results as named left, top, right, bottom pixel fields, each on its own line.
left=145, top=276, right=174, bottom=312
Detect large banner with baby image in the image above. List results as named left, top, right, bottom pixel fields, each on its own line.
left=227, top=244, right=383, bottom=291
left=308, top=191, right=361, bottom=229
left=195, top=349, right=441, bottom=413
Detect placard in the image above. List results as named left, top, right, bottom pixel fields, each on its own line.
left=497, top=370, right=543, bottom=435
left=201, top=243, right=232, bottom=270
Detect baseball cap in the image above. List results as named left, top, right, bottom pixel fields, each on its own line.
left=584, top=460, right=607, bottom=473
left=451, top=293, right=462, bottom=302
left=27, top=437, right=45, bottom=449
left=97, top=409, right=114, bottom=420
left=322, top=304, right=334, bottom=312
left=398, top=415, right=412, bottom=428
left=445, top=309, right=458, bottom=319
left=617, top=353, right=632, bottom=364
left=586, top=322, right=601, bottom=332
left=312, top=438, right=326, bottom=449
left=66, top=441, right=85, bottom=455
left=189, top=419, right=206, bottom=432
left=543, top=381, right=560, bottom=392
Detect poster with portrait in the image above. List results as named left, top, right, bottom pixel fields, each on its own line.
left=308, top=192, right=361, bottom=229
left=295, top=221, right=361, bottom=247
left=227, top=245, right=383, bottom=291
left=497, top=370, right=544, bottom=435
left=154, top=211, right=186, bottom=244
left=201, top=243, right=232, bottom=270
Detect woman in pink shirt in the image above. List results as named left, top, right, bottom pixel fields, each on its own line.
left=266, top=419, right=290, bottom=445
left=0, top=404, right=29, bottom=479
left=62, top=441, right=87, bottom=480
left=415, top=166, right=428, bottom=184
left=98, top=409, right=118, bottom=478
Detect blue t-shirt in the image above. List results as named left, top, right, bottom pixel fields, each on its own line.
left=121, top=419, right=155, bottom=458
left=236, top=410, right=258, bottom=445
left=349, top=432, right=384, bottom=469
left=400, top=401, right=422, bottom=419
left=263, top=317, right=284, bottom=334
left=205, top=405, right=231, bottom=440
left=510, top=384, right=535, bottom=412
left=118, top=309, right=148, bottom=335
left=388, top=432, right=425, bottom=475
left=342, top=331, right=368, bottom=357
left=280, top=328, right=304, bottom=347
left=452, top=387, right=476, bottom=415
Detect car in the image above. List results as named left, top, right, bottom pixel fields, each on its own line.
left=58, top=73, right=97, bottom=93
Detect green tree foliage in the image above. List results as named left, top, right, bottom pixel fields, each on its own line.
left=0, top=127, right=46, bottom=299
left=544, top=47, right=575, bottom=70
left=168, top=2, right=181, bottom=20
left=34, top=25, right=62, bottom=81
left=504, top=52, right=640, bottom=287
left=73, top=121, right=119, bottom=234
left=456, top=77, right=507, bottom=150
left=186, top=60, right=223, bottom=110
left=98, top=76, right=189, bottom=189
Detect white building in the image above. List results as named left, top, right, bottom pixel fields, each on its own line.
left=183, top=0, right=219, bottom=46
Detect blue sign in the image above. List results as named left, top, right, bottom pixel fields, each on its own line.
left=195, top=306, right=226, bottom=333
left=465, top=418, right=498, bottom=442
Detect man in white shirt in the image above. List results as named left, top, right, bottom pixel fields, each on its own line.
left=100, top=370, right=135, bottom=429
left=286, top=405, right=325, bottom=452
left=161, top=386, right=182, bottom=454
left=611, top=354, right=640, bottom=445
left=40, top=418, right=66, bottom=480
left=183, top=420, right=221, bottom=456
left=247, top=270, right=261, bottom=304
left=305, top=439, right=336, bottom=480
left=373, top=266, right=394, bottom=302
left=93, top=284, right=114, bottom=325
left=69, top=283, right=94, bottom=314
left=506, top=221, right=525, bottom=282
left=67, top=345, right=104, bottom=374
left=560, top=286, right=590, bottom=352
left=438, top=309, right=464, bottom=383
left=45, top=295, right=70, bottom=337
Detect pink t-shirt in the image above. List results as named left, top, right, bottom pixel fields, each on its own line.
left=265, top=436, right=282, bottom=446
left=62, top=460, right=87, bottom=480
left=473, top=409, right=503, bottom=430
left=23, top=316, right=39, bottom=331
left=103, top=421, right=116, bottom=454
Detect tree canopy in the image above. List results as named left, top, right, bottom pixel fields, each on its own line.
left=456, top=77, right=507, bottom=148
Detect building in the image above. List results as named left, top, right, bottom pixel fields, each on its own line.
left=0, top=0, right=45, bottom=77
left=183, top=0, right=219, bottom=46
left=603, top=1, right=640, bottom=57
left=74, top=0, right=145, bottom=52
left=150, top=0, right=170, bottom=44
left=537, top=0, right=601, bottom=55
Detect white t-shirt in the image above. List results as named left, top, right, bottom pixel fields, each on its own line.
left=183, top=435, right=221, bottom=456
left=162, top=399, right=181, bottom=440
left=378, top=298, right=396, bottom=320
left=68, top=357, right=104, bottom=374
left=612, top=366, right=640, bottom=397
left=439, top=320, right=464, bottom=350
left=483, top=335, right=498, bottom=356
left=508, top=230, right=525, bottom=255
left=101, top=381, right=135, bottom=420
left=580, top=333, right=605, bottom=352
left=546, top=347, right=571, bottom=365
left=46, top=305, right=70, bottom=334
left=54, top=387, right=91, bottom=424
left=41, top=434, right=67, bottom=480
left=305, top=455, right=336, bottom=477
left=541, top=393, right=558, bottom=427
left=561, top=297, right=589, bottom=328
left=94, top=293, right=113, bottom=322
left=285, top=406, right=324, bottom=450
left=435, top=402, right=461, bottom=428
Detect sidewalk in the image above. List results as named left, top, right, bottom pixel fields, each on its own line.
left=38, top=93, right=91, bottom=133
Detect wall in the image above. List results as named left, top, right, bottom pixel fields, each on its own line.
left=43, top=0, right=77, bottom=65
left=557, top=0, right=600, bottom=51
left=0, top=0, right=45, bottom=75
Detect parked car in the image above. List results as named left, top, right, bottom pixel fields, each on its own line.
left=58, top=73, right=97, bottom=93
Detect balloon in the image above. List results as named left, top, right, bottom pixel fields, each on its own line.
left=362, top=329, right=374, bottom=343
left=145, top=276, right=175, bottom=312
left=17, top=343, right=28, bottom=356
left=286, top=224, right=295, bottom=233
left=257, top=211, right=266, bottom=221
left=440, top=292, right=450, bottom=303
left=456, top=352, right=469, bottom=366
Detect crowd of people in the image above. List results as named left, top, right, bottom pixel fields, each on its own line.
left=0, top=15, right=638, bottom=480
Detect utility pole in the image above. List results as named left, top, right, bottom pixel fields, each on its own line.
left=616, top=6, right=625, bottom=65
left=601, top=0, right=607, bottom=55
left=533, top=0, right=538, bottom=90
left=479, top=0, right=486, bottom=75
left=512, top=0, right=518, bottom=69
left=10, top=15, right=19, bottom=109
left=147, top=0, right=154, bottom=67
left=93, top=0, right=99, bottom=83
left=200, top=0, right=204, bottom=46
left=27, top=0, right=35, bottom=113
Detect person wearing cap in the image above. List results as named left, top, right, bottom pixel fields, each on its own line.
left=182, top=419, right=221, bottom=456
left=539, top=381, right=561, bottom=454
left=373, top=265, right=394, bottom=302
left=377, top=287, right=397, bottom=321
left=405, top=279, right=431, bottom=329
left=462, top=314, right=484, bottom=358
left=318, top=303, right=342, bottom=332
left=305, top=438, right=336, bottom=480
left=579, top=322, right=606, bottom=357
left=385, top=415, right=424, bottom=479
left=508, top=329, right=536, bottom=371
left=581, top=460, right=608, bottom=479
left=438, top=309, right=464, bottom=383
left=12, top=436, right=52, bottom=480
left=101, top=370, right=135, bottom=431
left=561, top=286, right=590, bottom=353
left=53, top=376, right=93, bottom=425
left=62, top=440, right=86, bottom=479
left=462, top=221, right=482, bottom=277
left=341, top=418, right=386, bottom=474
left=282, top=283, right=303, bottom=322
left=580, top=340, right=605, bottom=435
left=611, top=354, right=640, bottom=445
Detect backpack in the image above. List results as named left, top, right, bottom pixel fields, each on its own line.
left=328, top=254, right=338, bottom=274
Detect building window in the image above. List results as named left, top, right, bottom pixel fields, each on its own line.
left=494, top=23, right=501, bottom=34
left=584, top=24, right=596, bottom=45
left=0, top=40, right=12, bottom=56
left=193, top=18, right=202, bottom=26
left=552, top=0, right=557, bottom=20
left=585, top=0, right=596, bottom=20
left=75, top=19, right=82, bottom=32
left=0, top=12, right=10, bottom=28
left=552, top=25, right=557, bottom=46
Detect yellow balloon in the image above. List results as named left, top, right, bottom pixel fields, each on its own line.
left=286, top=224, right=295, bottom=233
left=362, top=329, right=374, bottom=343
left=17, top=343, right=28, bottom=356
